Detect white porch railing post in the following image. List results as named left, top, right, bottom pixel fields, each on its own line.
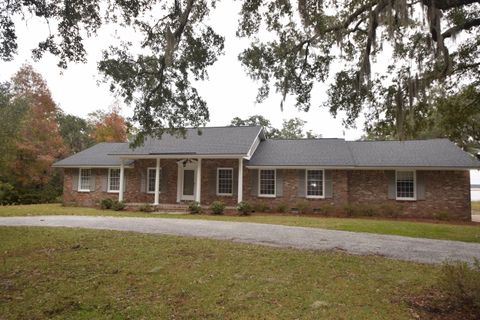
left=195, top=158, right=202, bottom=203
left=238, top=158, right=243, bottom=203
left=154, top=158, right=160, bottom=205
left=119, top=159, right=125, bottom=202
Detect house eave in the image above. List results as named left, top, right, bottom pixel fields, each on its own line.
left=52, top=164, right=135, bottom=169
left=108, top=154, right=247, bottom=159
left=245, top=165, right=478, bottom=170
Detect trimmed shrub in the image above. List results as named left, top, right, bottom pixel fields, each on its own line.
left=438, top=259, right=480, bottom=312
left=378, top=203, right=403, bottom=218
left=253, top=201, right=270, bottom=213
left=139, top=204, right=155, bottom=213
left=111, top=200, right=126, bottom=211
left=434, top=211, right=450, bottom=221
left=295, top=201, right=311, bottom=214
left=343, top=204, right=355, bottom=216
left=100, top=198, right=114, bottom=210
left=236, top=201, right=252, bottom=216
left=275, top=202, right=289, bottom=213
left=210, top=200, right=226, bottom=215
left=359, top=204, right=377, bottom=217
left=315, top=203, right=335, bottom=216
left=343, top=203, right=378, bottom=217
left=188, top=201, right=202, bottom=214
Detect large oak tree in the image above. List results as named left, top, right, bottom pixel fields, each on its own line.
left=1, top=0, right=478, bottom=144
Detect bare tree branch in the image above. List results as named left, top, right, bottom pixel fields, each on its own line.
left=324, top=1, right=379, bottom=33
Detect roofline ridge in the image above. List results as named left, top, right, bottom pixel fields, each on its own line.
left=267, top=138, right=345, bottom=141
left=180, top=125, right=263, bottom=129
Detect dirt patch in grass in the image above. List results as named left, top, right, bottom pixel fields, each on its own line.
left=407, top=290, right=479, bottom=320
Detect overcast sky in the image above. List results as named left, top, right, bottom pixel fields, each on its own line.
left=1, top=1, right=478, bottom=185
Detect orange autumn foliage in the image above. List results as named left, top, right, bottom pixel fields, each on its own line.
left=11, top=65, right=67, bottom=185
left=89, top=106, right=128, bottom=143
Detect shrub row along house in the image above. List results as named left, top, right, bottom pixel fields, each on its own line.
left=53, top=126, right=480, bottom=220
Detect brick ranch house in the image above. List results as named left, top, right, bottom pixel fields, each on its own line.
left=53, top=126, right=480, bottom=220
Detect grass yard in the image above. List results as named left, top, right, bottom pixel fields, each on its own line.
left=472, top=201, right=480, bottom=211
left=0, top=204, right=479, bottom=243
left=0, top=227, right=438, bottom=319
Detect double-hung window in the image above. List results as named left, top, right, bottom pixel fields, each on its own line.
left=259, top=169, right=276, bottom=197
left=78, top=168, right=91, bottom=192
left=396, top=170, right=416, bottom=200
left=306, top=169, right=324, bottom=198
left=147, top=168, right=160, bottom=193
left=108, top=168, right=121, bottom=192
left=217, top=168, right=233, bottom=195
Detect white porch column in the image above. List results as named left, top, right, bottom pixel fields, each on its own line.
left=238, top=158, right=243, bottom=203
left=119, top=159, right=125, bottom=202
left=195, top=158, right=202, bottom=203
left=154, top=158, right=160, bottom=205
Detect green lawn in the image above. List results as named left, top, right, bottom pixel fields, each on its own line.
left=472, top=201, right=480, bottom=211
left=0, top=227, right=438, bottom=319
left=1, top=204, right=479, bottom=243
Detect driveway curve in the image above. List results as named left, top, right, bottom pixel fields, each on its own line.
left=1, top=215, right=479, bottom=264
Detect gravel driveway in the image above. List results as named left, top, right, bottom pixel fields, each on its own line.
left=1, top=215, right=479, bottom=264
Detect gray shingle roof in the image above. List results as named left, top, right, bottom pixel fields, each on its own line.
left=53, top=143, right=134, bottom=168
left=348, top=139, right=480, bottom=168
left=53, top=125, right=480, bottom=169
left=247, top=139, right=354, bottom=166
left=248, top=138, right=480, bottom=168
left=109, top=126, right=263, bottom=155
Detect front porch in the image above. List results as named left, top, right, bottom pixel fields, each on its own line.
left=116, top=157, right=245, bottom=206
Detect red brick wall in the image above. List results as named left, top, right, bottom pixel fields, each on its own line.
left=200, top=159, right=240, bottom=206
left=63, top=168, right=118, bottom=206
left=63, top=164, right=471, bottom=220
left=63, top=159, right=241, bottom=206
left=347, top=170, right=471, bottom=220
left=243, top=169, right=349, bottom=209
left=348, top=170, right=389, bottom=204
left=401, top=170, right=470, bottom=220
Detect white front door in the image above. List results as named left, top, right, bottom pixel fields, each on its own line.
left=179, top=162, right=196, bottom=201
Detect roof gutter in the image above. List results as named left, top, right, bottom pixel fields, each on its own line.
left=107, top=154, right=247, bottom=159
left=246, top=165, right=479, bottom=170
left=52, top=164, right=135, bottom=169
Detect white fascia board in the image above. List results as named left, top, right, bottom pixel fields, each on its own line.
left=52, top=165, right=134, bottom=169
left=245, top=128, right=264, bottom=160
left=245, top=165, right=474, bottom=170
left=112, top=154, right=246, bottom=159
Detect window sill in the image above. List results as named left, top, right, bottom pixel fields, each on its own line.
left=306, top=196, right=325, bottom=199
left=258, top=194, right=276, bottom=198
left=77, top=190, right=91, bottom=193
left=107, top=190, right=120, bottom=194
left=147, top=192, right=162, bottom=194
left=396, top=197, right=416, bottom=201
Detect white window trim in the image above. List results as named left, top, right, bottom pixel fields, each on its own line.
left=395, top=170, right=417, bottom=201
left=107, top=168, right=120, bottom=193
left=216, top=167, right=233, bottom=196
left=258, top=169, right=276, bottom=198
left=305, top=169, right=325, bottom=199
left=147, top=167, right=161, bottom=194
left=78, top=168, right=91, bottom=192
